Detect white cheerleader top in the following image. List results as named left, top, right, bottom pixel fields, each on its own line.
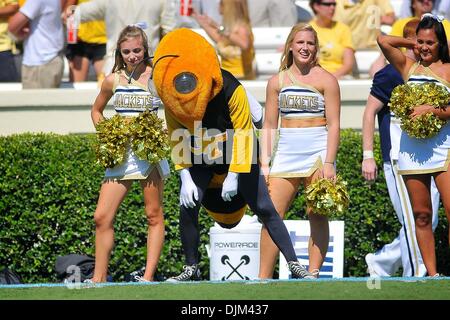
left=406, top=62, right=450, bottom=92
left=278, top=69, right=325, bottom=119
left=112, top=70, right=162, bottom=117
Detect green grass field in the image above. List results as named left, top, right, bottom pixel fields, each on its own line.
left=1, top=278, right=449, bottom=300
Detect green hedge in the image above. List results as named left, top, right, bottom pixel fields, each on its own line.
left=0, top=131, right=448, bottom=282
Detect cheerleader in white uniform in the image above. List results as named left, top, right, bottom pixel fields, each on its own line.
left=378, top=14, right=450, bottom=276
left=398, top=66, right=450, bottom=175
left=89, top=25, right=169, bottom=283
left=259, top=23, right=341, bottom=279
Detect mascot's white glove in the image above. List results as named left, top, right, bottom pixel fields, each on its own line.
left=179, top=168, right=198, bottom=208
left=221, top=172, right=239, bottom=202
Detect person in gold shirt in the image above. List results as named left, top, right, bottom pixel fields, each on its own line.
left=334, top=0, right=395, bottom=50
left=64, top=0, right=106, bottom=83
left=309, top=0, right=356, bottom=78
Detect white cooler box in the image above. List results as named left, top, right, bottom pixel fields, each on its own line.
left=208, top=217, right=345, bottom=280
left=209, top=215, right=262, bottom=281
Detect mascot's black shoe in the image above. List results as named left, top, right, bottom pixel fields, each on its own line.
left=166, top=264, right=201, bottom=282
left=287, top=261, right=316, bottom=279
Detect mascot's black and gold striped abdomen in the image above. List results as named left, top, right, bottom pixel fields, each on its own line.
left=202, top=173, right=247, bottom=228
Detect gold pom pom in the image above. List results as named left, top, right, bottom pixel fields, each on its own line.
left=94, top=115, right=129, bottom=169
left=94, top=111, right=170, bottom=169
left=130, top=110, right=170, bottom=164
left=305, top=175, right=350, bottom=217
left=389, top=83, right=449, bottom=139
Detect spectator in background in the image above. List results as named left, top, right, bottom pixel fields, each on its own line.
left=0, top=0, right=19, bottom=82
left=180, top=0, right=262, bottom=109
left=333, top=0, right=395, bottom=77
left=65, top=0, right=177, bottom=76
left=247, top=0, right=298, bottom=27
left=8, top=0, right=64, bottom=89
left=194, top=0, right=256, bottom=80
left=309, top=0, right=356, bottom=79
left=190, top=0, right=300, bottom=27
left=334, top=0, right=395, bottom=50
left=390, top=0, right=450, bottom=38
left=64, top=0, right=106, bottom=84
left=398, top=0, right=425, bottom=17
left=399, top=0, right=450, bottom=20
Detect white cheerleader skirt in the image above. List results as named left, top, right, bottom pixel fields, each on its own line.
left=398, top=121, right=450, bottom=175
left=269, top=127, right=328, bottom=178
left=104, top=146, right=170, bottom=181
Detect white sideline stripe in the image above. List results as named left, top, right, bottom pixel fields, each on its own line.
left=1, top=276, right=448, bottom=289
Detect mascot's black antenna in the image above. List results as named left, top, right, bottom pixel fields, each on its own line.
left=147, top=54, right=179, bottom=96
left=149, top=54, right=179, bottom=80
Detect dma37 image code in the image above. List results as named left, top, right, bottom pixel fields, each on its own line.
left=180, top=304, right=269, bottom=317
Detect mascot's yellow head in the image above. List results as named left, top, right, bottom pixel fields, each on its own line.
left=152, top=28, right=223, bottom=124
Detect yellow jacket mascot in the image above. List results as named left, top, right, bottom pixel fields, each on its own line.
left=152, top=28, right=312, bottom=281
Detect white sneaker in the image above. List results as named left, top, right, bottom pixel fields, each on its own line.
left=134, top=275, right=150, bottom=283
left=311, top=269, right=320, bottom=278
left=365, top=253, right=380, bottom=277
left=166, top=264, right=201, bottom=282
left=287, top=261, right=315, bottom=279
left=430, top=273, right=441, bottom=278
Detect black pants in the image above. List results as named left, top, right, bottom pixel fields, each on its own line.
left=179, top=163, right=298, bottom=265
left=0, top=51, right=19, bottom=82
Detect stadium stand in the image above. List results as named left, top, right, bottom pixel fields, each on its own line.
left=60, top=0, right=407, bottom=82
left=190, top=0, right=405, bottom=79
left=0, top=0, right=408, bottom=135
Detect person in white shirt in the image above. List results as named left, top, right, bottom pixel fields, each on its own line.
left=8, top=0, right=64, bottom=89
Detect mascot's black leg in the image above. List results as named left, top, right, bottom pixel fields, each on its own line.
left=239, top=164, right=298, bottom=262
left=179, top=166, right=214, bottom=265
